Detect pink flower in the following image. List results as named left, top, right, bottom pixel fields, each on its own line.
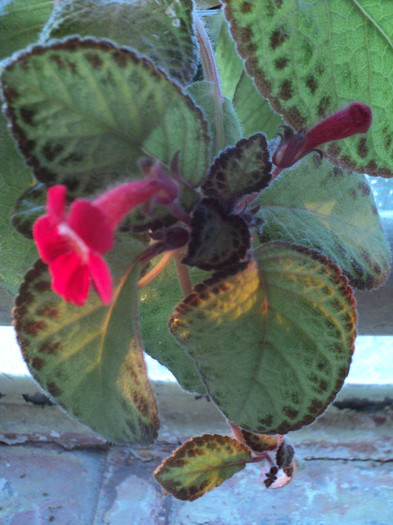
left=33, top=167, right=180, bottom=306
left=272, top=102, right=372, bottom=172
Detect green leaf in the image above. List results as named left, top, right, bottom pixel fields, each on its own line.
left=0, top=111, right=37, bottom=294
left=212, top=12, right=283, bottom=139
left=14, top=236, right=159, bottom=445
left=202, top=133, right=272, bottom=203
left=40, top=0, right=198, bottom=86
left=154, top=433, right=251, bottom=501
left=0, top=0, right=53, bottom=62
left=139, top=256, right=207, bottom=394
left=10, top=182, right=46, bottom=238
left=1, top=38, right=210, bottom=200
left=170, top=242, right=356, bottom=434
left=186, top=80, right=242, bottom=157
left=222, top=0, right=393, bottom=177
left=257, top=155, right=391, bottom=289
left=183, top=198, right=250, bottom=270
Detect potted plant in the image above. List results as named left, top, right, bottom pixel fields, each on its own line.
left=0, top=0, right=390, bottom=500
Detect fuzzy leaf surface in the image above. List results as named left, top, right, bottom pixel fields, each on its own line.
left=186, top=80, right=242, bottom=157
left=170, top=242, right=356, bottom=434
left=202, top=133, right=272, bottom=203
left=154, top=434, right=251, bottom=501
left=257, top=155, right=391, bottom=289
left=183, top=198, right=250, bottom=270
left=212, top=12, right=283, bottom=139
left=0, top=112, right=37, bottom=294
left=1, top=38, right=209, bottom=202
left=139, top=256, right=207, bottom=394
left=0, top=0, right=52, bottom=62
left=223, top=0, right=393, bottom=177
left=14, top=236, right=159, bottom=445
left=41, top=0, right=198, bottom=86
left=10, top=182, right=46, bottom=239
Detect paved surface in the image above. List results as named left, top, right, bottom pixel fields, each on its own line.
left=0, top=381, right=392, bottom=525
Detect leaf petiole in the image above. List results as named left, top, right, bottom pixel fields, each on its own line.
left=137, top=250, right=175, bottom=289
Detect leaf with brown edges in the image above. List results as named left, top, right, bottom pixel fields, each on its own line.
left=154, top=434, right=252, bottom=501
left=257, top=155, right=391, bottom=290
left=183, top=198, right=250, bottom=271
left=222, top=0, right=393, bottom=177
left=202, top=133, right=272, bottom=204
left=1, top=38, right=209, bottom=206
left=170, top=242, right=356, bottom=434
left=14, top=236, right=159, bottom=445
left=41, top=0, right=198, bottom=86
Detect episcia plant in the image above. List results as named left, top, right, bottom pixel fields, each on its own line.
left=0, top=0, right=391, bottom=501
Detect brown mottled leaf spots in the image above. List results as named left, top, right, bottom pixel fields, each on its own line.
left=154, top=428, right=299, bottom=500
left=13, top=236, right=160, bottom=445
left=183, top=198, right=251, bottom=271
left=171, top=243, right=356, bottom=434
left=222, top=0, right=393, bottom=177
left=230, top=422, right=279, bottom=453
left=154, top=434, right=252, bottom=501
left=202, top=133, right=272, bottom=205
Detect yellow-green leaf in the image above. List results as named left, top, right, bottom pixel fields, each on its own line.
left=154, top=434, right=252, bottom=501
left=170, top=243, right=356, bottom=434
left=14, top=236, right=159, bottom=445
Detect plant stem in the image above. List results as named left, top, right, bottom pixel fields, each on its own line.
left=137, top=250, right=175, bottom=289
left=194, top=13, right=226, bottom=154
left=247, top=452, right=274, bottom=465
left=174, top=249, right=192, bottom=297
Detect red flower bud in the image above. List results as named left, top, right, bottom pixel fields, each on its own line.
left=272, top=102, right=372, bottom=173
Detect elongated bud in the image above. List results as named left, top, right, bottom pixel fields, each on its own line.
left=272, top=102, right=372, bottom=172
left=304, top=102, right=372, bottom=151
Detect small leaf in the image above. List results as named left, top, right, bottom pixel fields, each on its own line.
left=0, top=112, right=37, bottom=294
left=183, top=198, right=250, bottom=271
left=186, top=80, right=242, bottom=157
left=276, top=440, right=295, bottom=469
left=1, top=38, right=210, bottom=200
left=202, top=133, right=272, bottom=203
left=257, top=155, right=391, bottom=289
left=14, top=236, right=159, bottom=445
left=10, top=182, right=46, bottom=239
left=260, top=439, right=297, bottom=489
left=222, top=0, right=393, bottom=177
left=0, top=0, right=52, bottom=62
left=40, top=0, right=198, bottom=86
left=170, top=242, right=356, bottom=434
left=154, top=433, right=252, bottom=501
left=139, top=256, right=207, bottom=394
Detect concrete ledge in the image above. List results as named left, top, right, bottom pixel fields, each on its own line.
left=1, top=379, right=392, bottom=524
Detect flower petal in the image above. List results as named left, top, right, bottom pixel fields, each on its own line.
left=47, top=185, right=67, bottom=222
left=68, top=200, right=114, bottom=254
left=88, top=253, right=113, bottom=305
left=33, top=216, right=71, bottom=263
left=49, top=252, right=90, bottom=306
